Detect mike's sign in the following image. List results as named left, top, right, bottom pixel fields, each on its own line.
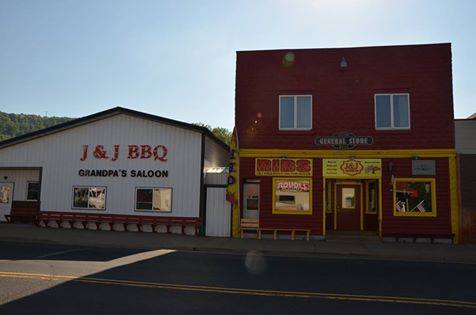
left=80, top=144, right=168, bottom=162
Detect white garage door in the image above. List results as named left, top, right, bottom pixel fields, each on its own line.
left=205, top=187, right=231, bottom=237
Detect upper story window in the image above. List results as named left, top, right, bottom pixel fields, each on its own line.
left=279, top=95, right=312, bottom=130
left=374, top=93, right=410, bottom=130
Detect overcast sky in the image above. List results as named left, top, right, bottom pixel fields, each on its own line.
left=0, top=0, right=475, bottom=129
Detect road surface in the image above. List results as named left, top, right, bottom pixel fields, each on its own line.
left=0, top=240, right=475, bottom=314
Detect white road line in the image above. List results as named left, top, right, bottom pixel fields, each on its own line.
left=35, top=248, right=87, bottom=259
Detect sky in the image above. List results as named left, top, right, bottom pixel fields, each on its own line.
left=0, top=0, right=475, bottom=129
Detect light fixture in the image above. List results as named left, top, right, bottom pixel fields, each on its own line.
left=340, top=57, right=348, bottom=69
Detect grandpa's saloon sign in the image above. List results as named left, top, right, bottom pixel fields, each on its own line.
left=78, top=144, right=169, bottom=178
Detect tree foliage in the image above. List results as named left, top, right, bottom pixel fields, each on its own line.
left=194, top=122, right=232, bottom=145
left=0, top=111, right=72, bottom=141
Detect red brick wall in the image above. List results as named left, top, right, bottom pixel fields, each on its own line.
left=235, top=44, right=454, bottom=150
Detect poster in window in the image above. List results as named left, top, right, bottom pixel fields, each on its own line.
left=273, top=178, right=312, bottom=214
left=394, top=180, right=434, bottom=214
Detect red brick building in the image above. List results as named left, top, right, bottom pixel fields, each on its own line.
left=231, top=43, right=459, bottom=242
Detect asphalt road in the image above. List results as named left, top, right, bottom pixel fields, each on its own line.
left=0, top=241, right=475, bottom=314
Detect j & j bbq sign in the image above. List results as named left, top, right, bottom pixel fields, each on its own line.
left=315, top=133, right=374, bottom=150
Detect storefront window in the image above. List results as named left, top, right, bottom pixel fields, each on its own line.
left=393, top=178, right=436, bottom=217
left=326, top=182, right=333, bottom=213
left=27, top=182, right=40, bottom=201
left=135, top=187, right=172, bottom=212
left=73, top=186, right=106, bottom=210
left=366, top=181, right=378, bottom=214
left=272, top=178, right=312, bottom=215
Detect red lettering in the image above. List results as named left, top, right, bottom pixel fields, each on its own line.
left=93, top=145, right=108, bottom=159
left=128, top=145, right=140, bottom=159
left=153, top=145, right=168, bottom=161
left=281, top=159, right=296, bottom=172
left=80, top=145, right=88, bottom=161
left=111, top=145, right=120, bottom=161
left=140, top=145, right=153, bottom=159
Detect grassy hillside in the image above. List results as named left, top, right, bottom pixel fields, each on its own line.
left=0, top=111, right=73, bottom=141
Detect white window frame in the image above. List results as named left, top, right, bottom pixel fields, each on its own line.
left=134, top=187, right=173, bottom=213
left=71, top=186, right=107, bottom=210
left=279, top=95, right=313, bottom=130
left=374, top=93, right=411, bottom=130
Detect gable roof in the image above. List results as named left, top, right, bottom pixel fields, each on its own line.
left=0, top=107, right=229, bottom=151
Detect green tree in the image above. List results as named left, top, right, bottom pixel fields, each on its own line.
left=193, top=123, right=231, bottom=145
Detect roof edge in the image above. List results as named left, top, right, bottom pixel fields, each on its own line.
left=0, top=106, right=229, bottom=151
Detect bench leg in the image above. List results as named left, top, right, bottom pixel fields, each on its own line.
left=306, top=231, right=310, bottom=241
left=291, top=230, right=296, bottom=241
left=273, top=230, right=277, bottom=240
left=258, top=229, right=262, bottom=240
left=240, top=229, right=244, bottom=239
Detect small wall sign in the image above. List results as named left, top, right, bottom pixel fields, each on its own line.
left=315, top=132, right=373, bottom=150
left=412, top=160, right=436, bottom=176
left=323, top=159, right=382, bottom=178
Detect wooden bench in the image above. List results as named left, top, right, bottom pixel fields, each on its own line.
left=258, top=228, right=311, bottom=241
left=240, top=218, right=259, bottom=239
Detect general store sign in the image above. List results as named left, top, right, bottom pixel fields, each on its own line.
left=255, top=158, right=312, bottom=176
left=322, top=159, right=381, bottom=178
left=315, top=133, right=373, bottom=150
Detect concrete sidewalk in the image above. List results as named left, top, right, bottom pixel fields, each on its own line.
left=1, top=223, right=476, bottom=264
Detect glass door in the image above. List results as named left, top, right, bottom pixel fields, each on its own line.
left=243, top=182, right=259, bottom=219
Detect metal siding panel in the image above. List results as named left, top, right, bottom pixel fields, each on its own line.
left=205, top=187, right=231, bottom=237
left=0, top=114, right=202, bottom=217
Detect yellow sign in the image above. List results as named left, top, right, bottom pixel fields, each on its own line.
left=255, top=158, right=312, bottom=177
left=323, top=158, right=381, bottom=178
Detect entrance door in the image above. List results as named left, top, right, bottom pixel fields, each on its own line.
left=243, top=183, right=259, bottom=219
left=0, top=183, right=14, bottom=222
left=336, top=183, right=361, bottom=231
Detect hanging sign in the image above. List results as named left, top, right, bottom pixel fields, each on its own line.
left=323, top=158, right=381, bottom=178
left=255, top=158, right=312, bottom=176
left=315, top=132, right=373, bottom=150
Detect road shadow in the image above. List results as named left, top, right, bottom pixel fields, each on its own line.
left=1, top=251, right=476, bottom=314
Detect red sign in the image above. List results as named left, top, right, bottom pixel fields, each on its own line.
left=276, top=181, right=310, bottom=192
left=80, top=145, right=168, bottom=162
left=255, top=158, right=312, bottom=176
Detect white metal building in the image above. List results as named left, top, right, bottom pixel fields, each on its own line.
left=0, top=107, right=230, bottom=236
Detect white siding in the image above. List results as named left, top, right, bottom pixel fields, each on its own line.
left=0, top=170, right=40, bottom=200
left=0, top=114, right=202, bottom=217
left=455, top=120, right=476, bottom=154
left=205, top=187, right=231, bottom=237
